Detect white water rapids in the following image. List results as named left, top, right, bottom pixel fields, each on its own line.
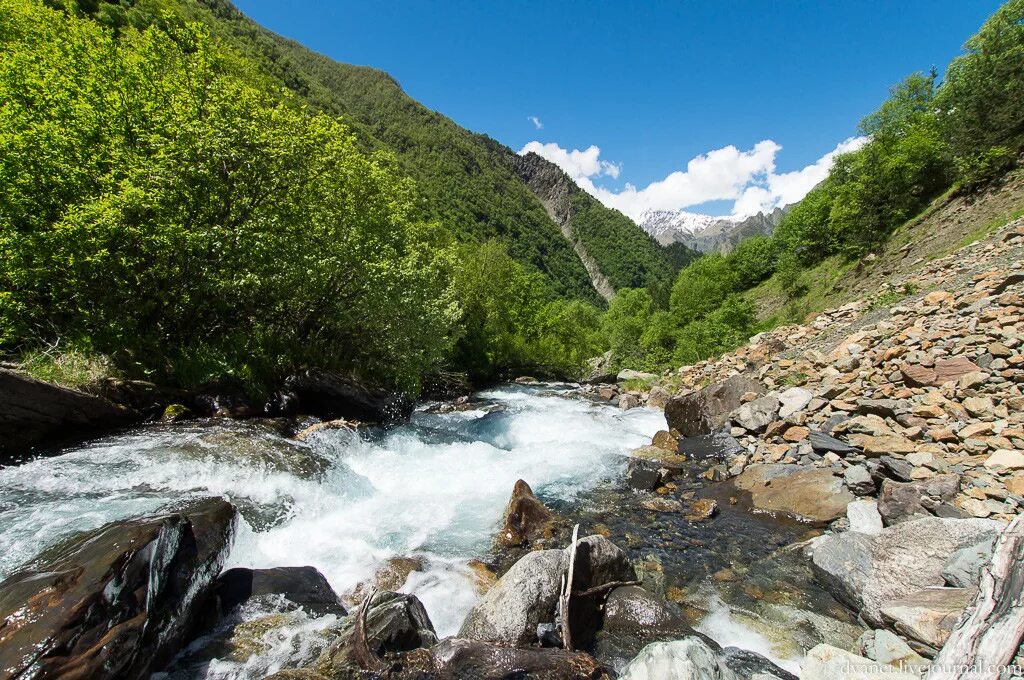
left=0, top=384, right=662, bottom=640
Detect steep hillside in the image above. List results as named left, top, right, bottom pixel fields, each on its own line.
left=510, top=152, right=681, bottom=298
left=95, top=0, right=663, bottom=303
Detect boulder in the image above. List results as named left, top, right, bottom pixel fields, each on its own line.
left=625, top=457, right=663, bottom=491
left=732, top=395, right=781, bottom=433
left=677, top=432, right=744, bottom=461
left=880, top=587, right=974, bottom=650
left=733, top=464, right=855, bottom=523
left=458, top=549, right=566, bottom=644
left=810, top=516, right=1002, bottom=626
left=618, top=369, right=658, bottom=383
left=0, top=498, right=237, bottom=680
left=593, top=586, right=692, bottom=670
left=800, top=644, right=919, bottom=680
left=619, top=637, right=795, bottom=680
left=665, top=375, right=765, bottom=437
left=846, top=499, right=883, bottom=535
left=281, top=368, right=412, bottom=422
left=778, top=387, right=813, bottom=418
left=630, top=445, right=689, bottom=474
left=215, top=566, right=345, bottom=618
left=942, top=537, right=996, bottom=588
left=877, top=476, right=959, bottom=526
left=0, top=368, right=138, bottom=461
left=809, top=430, right=857, bottom=455
left=858, top=629, right=927, bottom=669
left=620, top=394, right=641, bottom=410
left=496, top=479, right=554, bottom=548
left=648, top=386, right=672, bottom=410
left=844, top=465, right=876, bottom=496
left=430, top=638, right=612, bottom=679
left=316, top=591, right=437, bottom=674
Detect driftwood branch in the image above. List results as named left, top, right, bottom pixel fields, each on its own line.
left=559, top=524, right=580, bottom=651
left=351, top=586, right=385, bottom=671
left=925, top=514, right=1024, bottom=680
left=575, top=580, right=642, bottom=599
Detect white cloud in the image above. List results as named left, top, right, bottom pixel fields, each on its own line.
left=528, top=115, right=543, bottom=130
left=518, top=136, right=868, bottom=221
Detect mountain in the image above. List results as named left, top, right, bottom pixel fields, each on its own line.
left=134, top=0, right=670, bottom=303
left=639, top=207, right=789, bottom=253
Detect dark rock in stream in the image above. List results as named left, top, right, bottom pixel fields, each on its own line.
left=664, top=374, right=765, bottom=437
left=428, top=638, right=612, bottom=679
left=592, top=585, right=693, bottom=671
left=676, top=431, right=744, bottom=461
left=216, top=566, right=347, bottom=618
left=280, top=368, right=413, bottom=422
left=0, top=497, right=237, bottom=680
left=496, top=479, right=555, bottom=548
left=0, top=367, right=139, bottom=461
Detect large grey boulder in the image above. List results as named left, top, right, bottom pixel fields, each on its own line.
left=665, top=375, right=765, bottom=437
left=732, top=395, right=780, bottom=433
left=0, top=368, right=138, bottom=461
left=593, top=586, right=692, bottom=671
left=810, top=516, right=1002, bottom=626
left=457, top=549, right=566, bottom=644
left=778, top=387, right=813, bottom=418
left=942, top=537, right=996, bottom=588
left=800, top=644, right=919, bottom=679
left=619, top=637, right=794, bottom=680
left=0, top=498, right=236, bottom=680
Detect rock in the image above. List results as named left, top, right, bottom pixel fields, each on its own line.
left=619, top=637, right=795, bottom=680
left=161, top=403, right=192, bottom=422
left=942, top=537, right=996, bottom=588
left=810, top=516, right=1002, bottom=626
left=496, top=479, right=553, bottom=548
left=782, top=425, right=809, bottom=442
left=294, top=418, right=359, bottom=441
left=0, top=498, right=236, bottom=680
left=625, top=458, right=663, bottom=491
left=856, top=399, right=901, bottom=420
left=900, top=362, right=937, bottom=388
left=685, top=499, right=719, bottom=522
left=630, top=445, right=689, bottom=473
left=847, top=499, right=883, bottom=535
left=620, top=394, right=641, bottom=410
left=733, top=464, right=854, bottom=523
left=316, top=590, right=437, bottom=673
left=215, top=566, right=345, bottom=617
left=778, top=387, right=813, bottom=418
left=651, top=430, right=679, bottom=451
left=0, top=368, right=138, bottom=461
left=429, top=638, right=611, bottom=679
left=849, top=434, right=915, bottom=456
left=732, top=395, right=781, bottom=433
left=593, top=586, right=693, bottom=671
left=984, top=449, right=1024, bottom=471
left=859, top=629, right=927, bottom=669
left=844, top=465, right=876, bottom=496
left=934, top=357, right=982, bottom=385
left=877, top=476, right=959, bottom=526
left=665, top=375, right=765, bottom=437
left=648, top=386, right=672, bottom=410
left=282, top=368, right=412, bottom=423
left=641, top=497, right=684, bottom=513
left=880, top=587, right=974, bottom=649
left=457, top=549, right=565, bottom=644
left=619, top=369, right=658, bottom=382
left=809, top=430, right=857, bottom=455
left=800, top=644, right=919, bottom=679
left=879, top=455, right=915, bottom=482
left=677, top=432, right=745, bottom=461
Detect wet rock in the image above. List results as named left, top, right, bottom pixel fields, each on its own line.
left=684, top=499, right=719, bottom=522
left=458, top=549, right=566, bottom=644
left=630, top=445, right=688, bottom=474
left=0, top=368, right=138, bottom=461
left=808, top=430, right=857, bottom=455
left=732, top=395, right=781, bottom=433
left=665, top=375, right=765, bottom=437
left=677, top=432, right=744, bottom=461
left=810, top=516, right=1001, bottom=626
left=778, top=387, right=813, bottom=418
left=283, top=368, right=412, bottom=423
left=651, top=429, right=679, bottom=451
left=801, top=644, right=919, bottom=679
left=733, top=464, right=854, bottom=523
left=0, top=498, right=237, bottom=680
left=625, top=458, right=663, bottom=491
left=316, top=591, right=437, bottom=674
left=215, top=566, right=346, bottom=618
left=162, top=403, right=192, bottom=422
left=619, top=637, right=795, bottom=680
left=294, top=418, right=359, bottom=441
left=496, top=479, right=554, bottom=548
left=593, top=586, right=693, bottom=671
left=641, top=497, right=684, bottom=512
left=430, top=638, right=612, bottom=679
left=942, top=537, right=995, bottom=588
left=880, top=587, right=974, bottom=650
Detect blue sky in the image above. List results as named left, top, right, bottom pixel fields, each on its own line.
left=234, top=0, right=1003, bottom=217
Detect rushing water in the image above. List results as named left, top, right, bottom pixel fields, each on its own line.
left=0, top=384, right=663, bottom=645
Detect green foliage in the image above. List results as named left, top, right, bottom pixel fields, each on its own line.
left=601, top=288, right=656, bottom=371
left=669, top=254, right=738, bottom=326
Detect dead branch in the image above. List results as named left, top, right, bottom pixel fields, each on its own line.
left=574, top=580, right=642, bottom=598
left=559, top=523, right=580, bottom=651
left=351, top=586, right=385, bottom=671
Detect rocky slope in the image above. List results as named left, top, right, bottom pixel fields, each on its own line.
left=639, top=206, right=788, bottom=253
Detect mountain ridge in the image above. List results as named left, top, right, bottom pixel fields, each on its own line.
left=639, top=206, right=789, bottom=253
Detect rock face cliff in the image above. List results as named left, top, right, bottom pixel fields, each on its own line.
left=511, top=152, right=616, bottom=300
left=640, top=206, right=788, bottom=253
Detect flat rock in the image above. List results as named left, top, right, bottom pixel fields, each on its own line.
left=733, top=464, right=854, bottom=523
left=844, top=465, right=876, bottom=496
left=880, top=587, right=974, bottom=649
left=801, top=644, right=919, bottom=679
left=942, top=537, right=996, bottom=588
left=984, top=449, right=1024, bottom=471
left=429, top=638, right=610, bottom=679
left=732, top=395, right=781, bottom=433
left=778, top=387, right=814, bottom=418
left=810, top=516, right=1001, bottom=626
left=847, top=499, right=883, bottom=535
left=618, top=369, right=658, bottom=382
left=877, top=476, right=959, bottom=526
left=809, top=430, right=857, bottom=455
left=676, top=432, right=744, bottom=461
